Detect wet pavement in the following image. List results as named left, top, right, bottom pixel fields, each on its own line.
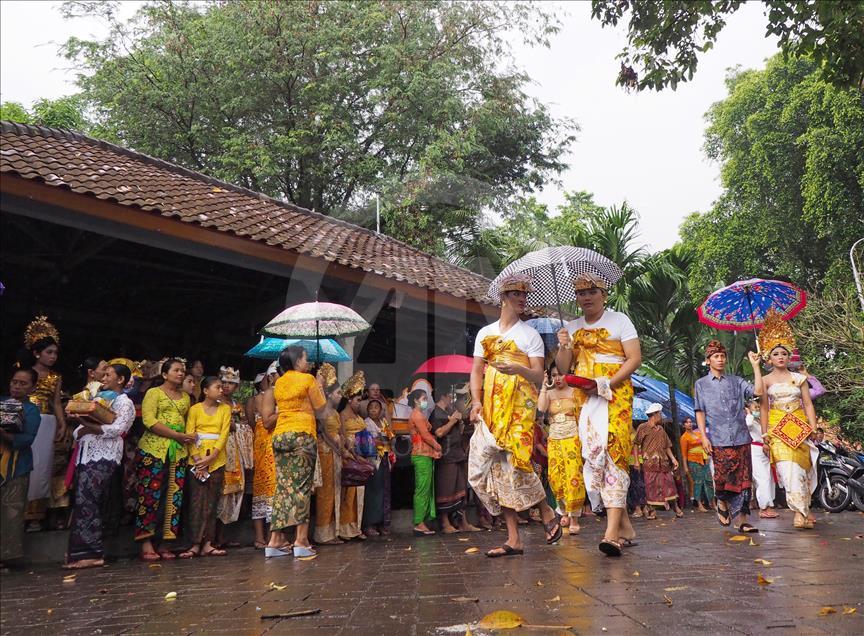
left=1, top=510, right=862, bottom=635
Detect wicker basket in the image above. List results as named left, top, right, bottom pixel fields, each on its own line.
left=65, top=399, right=116, bottom=424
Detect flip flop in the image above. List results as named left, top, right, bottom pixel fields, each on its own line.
left=619, top=538, right=639, bottom=548
left=737, top=523, right=759, bottom=534
left=759, top=510, right=779, bottom=519
left=413, top=529, right=435, bottom=537
left=139, top=552, right=161, bottom=562
left=157, top=551, right=177, bottom=560
left=253, top=541, right=267, bottom=550
left=264, top=546, right=292, bottom=558
left=599, top=539, right=622, bottom=557
left=716, top=506, right=731, bottom=527
left=293, top=545, right=317, bottom=558
left=177, top=549, right=199, bottom=559
left=544, top=514, right=563, bottom=545
left=201, top=547, right=226, bottom=556
left=486, top=544, right=524, bottom=558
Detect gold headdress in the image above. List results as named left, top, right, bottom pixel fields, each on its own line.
left=108, top=357, right=143, bottom=378
left=573, top=273, right=608, bottom=292
left=341, top=370, right=366, bottom=398
left=757, top=309, right=796, bottom=360
left=24, top=315, right=60, bottom=348
left=219, top=366, right=241, bottom=384
left=498, top=273, right=534, bottom=295
left=316, top=363, right=338, bottom=390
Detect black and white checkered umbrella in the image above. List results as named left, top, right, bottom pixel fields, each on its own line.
left=487, top=246, right=623, bottom=312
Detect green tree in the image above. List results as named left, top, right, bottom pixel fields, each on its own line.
left=0, top=101, right=31, bottom=123
left=591, top=0, right=864, bottom=91
left=1, top=96, right=88, bottom=131
left=680, top=54, right=864, bottom=300
left=60, top=0, right=575, bottom=254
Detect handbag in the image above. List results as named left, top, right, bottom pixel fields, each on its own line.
left=341, top=457, right=375, bottom=487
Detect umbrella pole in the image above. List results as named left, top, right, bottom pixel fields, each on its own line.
left=549, top=263, right=565, bottom=329
left=745, top=287, right=760, bottom=353
left=316, top=320, right=321, bottom=364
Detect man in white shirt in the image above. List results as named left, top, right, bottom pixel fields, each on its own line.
left=469, top=274, right=561, bottom=557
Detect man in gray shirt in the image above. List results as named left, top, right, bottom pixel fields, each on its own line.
left=694, top=340, right=764, bottom=533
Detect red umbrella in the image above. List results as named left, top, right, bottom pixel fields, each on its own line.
left=413, top=355, right=474, bottom=375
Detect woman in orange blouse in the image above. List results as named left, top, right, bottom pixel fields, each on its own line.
left=409, top=389, right=441, bottom=536
left=261, top=346, right=326, bottom=559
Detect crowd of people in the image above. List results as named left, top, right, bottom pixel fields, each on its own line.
left=0, top=277, right=840, bottom=569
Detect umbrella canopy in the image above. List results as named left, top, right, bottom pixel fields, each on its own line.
left=261, top=301, right=371, bottom=338
left=245, top=337, right=351, bottom=363
left=697, top=278, right=807, bottom=332
left=631, top=374, right=695, bottom=421
left=413, top=355, right=474, bottom=376
left=525, top=317, right=564, bottom=353
left=632, top=396, right=652, bottom=422
left=488, top=246, right=623, bottom=308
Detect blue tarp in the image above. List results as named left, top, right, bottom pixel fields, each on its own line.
left=631, top=374, right=695, bottom=422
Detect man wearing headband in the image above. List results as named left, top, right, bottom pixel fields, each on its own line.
left=469, top=274, right=561, bottom=557
left=694, top=340, right=763, bottom=533
left=556, top=272, right=642, bottom=557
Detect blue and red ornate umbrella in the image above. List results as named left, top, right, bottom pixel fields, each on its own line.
left=697, top=278, right=807, bottom=332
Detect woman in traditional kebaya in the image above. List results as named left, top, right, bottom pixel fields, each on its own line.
left=134, top=358, right=196, bottom=561
left=21, top=316, right=68, bottom=533
left=180, top=376, right=231, bottom=558
left=362, top=398, right=394, bottom=536
left=313, top=364, right=345, bottom=545
left=410, top=389, right=441, bottom=535
left=250, top=367, right=277, bottom=549
left=537, top=364, right=585, bottom=535
left=265, top=346, right=326, bottom=558
left=557, top=273, right=642, bottom=557
left=339, top=372, right=370, bottom=541
left=65, top=363, right=136, bottom=569
left=758, top=311, right=819, bottom=530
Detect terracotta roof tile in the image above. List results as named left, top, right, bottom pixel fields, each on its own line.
left=1, top=121, right=493, bottom=305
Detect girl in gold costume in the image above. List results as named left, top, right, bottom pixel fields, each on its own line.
left=758, top=310, right=819, bottom=530
left=313, top=364, right=346, bottom=545
left=21, top=316, right=68, bottom=532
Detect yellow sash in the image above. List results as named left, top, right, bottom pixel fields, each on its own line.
left=573, top=328, right=625, bottom=378
left=481, top=334, right=538, bottom=472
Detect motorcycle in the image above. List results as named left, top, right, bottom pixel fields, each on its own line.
left=816, top=441, right=864, bottom=512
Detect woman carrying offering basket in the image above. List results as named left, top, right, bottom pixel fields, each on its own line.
left=64, top=364, right=136, bottom=569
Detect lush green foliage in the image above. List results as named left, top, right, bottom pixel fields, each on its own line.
left=0, top=96, right=88, bottom=130
left=680, top=54, right=864, bottom=299
left=591, top=0, right=864, bottom=91
left=59, top=0, right=575, bottom=255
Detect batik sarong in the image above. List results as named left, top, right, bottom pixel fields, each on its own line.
left=688, top=461, right=715, bottom=504
left=435, top=460, right=467, bottom=515
left=251, top=416, right=275, bottom=521
left=412, top=455, right=436, bottom=524
left=270, top=431, right=317, bottom=529
left=67, top=459, right=116, bottom=562
left=217, top=421, right=254, bottom=525
left=627, top=467, right=646, bottom=509
left=133, top=448, right=186, bottom=542
left=643, top=466, right=678, bottom=506
left=547, top=432, right=585, bottom=514
left=186, top=467, right=224, bottom=544
left=364, top=455, right=392, bottom=528
left=712, top=444, right=752, bottom=519
left=314, top=442, right=341, bottom=542
left=0, top=474, right=29, bottom=561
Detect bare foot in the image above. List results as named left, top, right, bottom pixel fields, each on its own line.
left=63, top=558, right=104, bottom=569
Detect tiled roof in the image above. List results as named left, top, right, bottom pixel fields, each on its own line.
left=0, top=121, right=494, bottom=305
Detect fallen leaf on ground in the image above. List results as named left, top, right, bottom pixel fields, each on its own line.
left=148, top=563, right=162, bottom=570
left=164, top=592, right=177, bottom=600
left=404, top=546, right=412, bottom=551
left=843, top=607, right=857, bottom=615
left=536, top=580, right=544, bottom=587
left=757, top=574, right=773, bottom=586
left=754, top=559, right=772, bottom=566
left=841, top=537, right=852, bottom=541
left=479, top=610, right=523, bottom=630
left=62, top=574, right=76, bottom=583
left=458, top=538, right=470, bottom=542
left=297, top=554, right=317, bottom=561
left=464, top=547, right=479, bottom=554
left=546, top=595, right=561, bottom=602
left=663, top=586, right=688, bottom=592
left=729, top=535, right=749, bottom=542
left=664, top=595, right=673, bottom=607
left=47, top=609, right=53, bottom=615
left=818, top=606, right=837, bottom=616
left=749, top=539, right=761, bottom=546
left=451, top=597, right=479, bottom=603
left=632, top=571, right=640, bottom=577
left=268, top=582, right=287, bottom=591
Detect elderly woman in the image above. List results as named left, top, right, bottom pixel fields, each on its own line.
left=410, top=388, right=441, bottom=536
left=362, top=398, right=395, bottom=536
left=263, top=346, right=326, bottom=558
left=65, top=363, right=136, bottom=568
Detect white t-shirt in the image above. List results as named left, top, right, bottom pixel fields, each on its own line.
left=473, top=320, right=545, bottom=359
left=565, top=310, right=638, bottom=343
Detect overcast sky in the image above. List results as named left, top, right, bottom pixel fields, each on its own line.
left=0, top=1, right=779, bottom=253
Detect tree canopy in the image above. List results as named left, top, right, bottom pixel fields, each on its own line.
left=58, top=0, right=575, bottom=255
left=591, top=0, right=864, bottom=92
left=679, top=53, right=864, bottom=299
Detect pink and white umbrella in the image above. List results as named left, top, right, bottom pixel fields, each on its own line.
left=261, top=302, right=371, bottom=338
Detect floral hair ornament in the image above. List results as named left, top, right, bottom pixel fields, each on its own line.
left=573, top=273, right=609, bottom=292
left=24, top=315, right=60, bottom=348
left=704, top=340, right=727, bottom=359
left=108, top=357, right=143, bottom=378
left=497, top=273, right=534, bottom=296
left=316, top=363, right=338, bottom=390
left=341, top=370, right=366, bottom=399
left=219, top=366, right=241, bottom=384
left=757, top=309, right=796, bottom=361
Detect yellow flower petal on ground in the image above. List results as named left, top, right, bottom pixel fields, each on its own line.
left=479, top=610, right=523, bottom=630
left=464, top=547, right=479, bottom=554
left=842, top=607, right=857, bottom=615
left=729, top=535, right=749, bottom=542
left=753, top=559, right=772, bottom=566
left=818, top=606, right=837, bottom=616
left=164, top=591, right=177, bottom=600
left=756, top=574, right=773, bottom=585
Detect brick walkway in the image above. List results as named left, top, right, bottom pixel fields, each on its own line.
left=1, top=510, right=862, bottom=635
